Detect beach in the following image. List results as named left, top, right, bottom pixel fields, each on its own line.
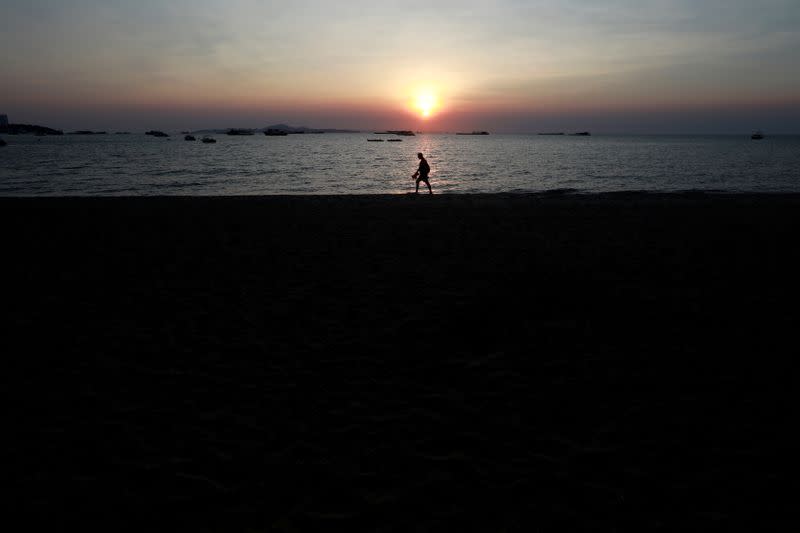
left=4, top=193, right=797, bottom=531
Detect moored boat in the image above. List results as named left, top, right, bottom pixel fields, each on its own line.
left=201, top=136, right=216, bottom=144
left=185, top=135, right=196, bottom=141
left=751, top=131, right=765, bottom=140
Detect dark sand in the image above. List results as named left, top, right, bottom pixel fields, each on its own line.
left=4, top=193, right=798, bottom=531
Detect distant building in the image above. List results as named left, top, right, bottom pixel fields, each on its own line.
left=0, top=115, right=8, bottom=128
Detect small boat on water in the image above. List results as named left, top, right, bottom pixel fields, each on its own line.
left=264, top=129, right=289, bottom=136
left=227, top=128, right=255, bottom=136
left=538, top=132, right=564, bottom=136
left=570, top=132, right=591, bottom=136
left=751, top=131, right=765, bottom=140
left=146, top=130, right=169, bottom=137
left=387, top=139, right=403, bottom=142
left=185, top=135, right=196, bottom=141
left=456, top=131, right=489, bottom=135
left=367, top=139, right=384, bottom=142
left=201, top=136, right=217, bottom=144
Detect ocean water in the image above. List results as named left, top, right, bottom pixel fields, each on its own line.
left=1, top=133, right=799, bottom=195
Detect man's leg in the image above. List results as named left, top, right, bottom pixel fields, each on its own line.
left=425, top=179, right=433, bottom=194
left=415, top=178, right=420, bottom=193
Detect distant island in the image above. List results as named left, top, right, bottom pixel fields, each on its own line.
left=194, top=124, right=361, bottom=135
left=373, top=130, right=415, bottom=136
left=538, top=132, right=591, bottom=136
left=0, top=123, right=64, bottom=136
left=264, top=124, right=360, bottom=134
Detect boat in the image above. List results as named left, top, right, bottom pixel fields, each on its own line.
left=570, top=132, right=591, bottom=136
left=367, top=139, right=384, bottom=142
left=751, top=131, right=765, bottom=140
left=456, top=131, right=489, bottom=135
left=145, top=130, right=169, bottom=137
left=227, top=128, right=255, bottom=136
left=184, top=135, right=196, bottom=141
left=264, top=129, right=289, bottom=136
left=201, top=136, right=217, bottom=144
left=387, top=139, right=403, bottom=142
left=538, top=132, right=564, bottom=136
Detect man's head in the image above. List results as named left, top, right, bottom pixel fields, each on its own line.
left=417, top=152, right=424, bottom=159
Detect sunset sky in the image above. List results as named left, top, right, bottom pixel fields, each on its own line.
left=3, top=0, right=799, bottom=133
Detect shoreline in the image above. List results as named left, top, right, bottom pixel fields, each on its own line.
left=3, top=188, right=800, bottom=201
left=3, top=189, right=800, bottom=196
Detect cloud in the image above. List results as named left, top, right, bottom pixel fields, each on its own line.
left=1, top=0, right=798, bottom=131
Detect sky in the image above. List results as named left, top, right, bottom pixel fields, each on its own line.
left=2, top=0, right=799, bottom=133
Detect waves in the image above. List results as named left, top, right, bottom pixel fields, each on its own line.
left=2, top=134, right=799, bottom=196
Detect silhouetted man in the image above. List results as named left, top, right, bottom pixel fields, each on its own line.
left=412, top=152, right=432, bottom=194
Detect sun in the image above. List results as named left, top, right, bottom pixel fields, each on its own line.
left=413, top=91, right=439, bottom=119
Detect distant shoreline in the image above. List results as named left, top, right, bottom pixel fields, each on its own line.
left=4, top=130, right=799, bottom=137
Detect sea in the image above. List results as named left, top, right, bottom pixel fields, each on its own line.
left=1, top=133, right=799, bottom=195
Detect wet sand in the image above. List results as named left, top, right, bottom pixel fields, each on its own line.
left=4, top=193, right=798, bottom=531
